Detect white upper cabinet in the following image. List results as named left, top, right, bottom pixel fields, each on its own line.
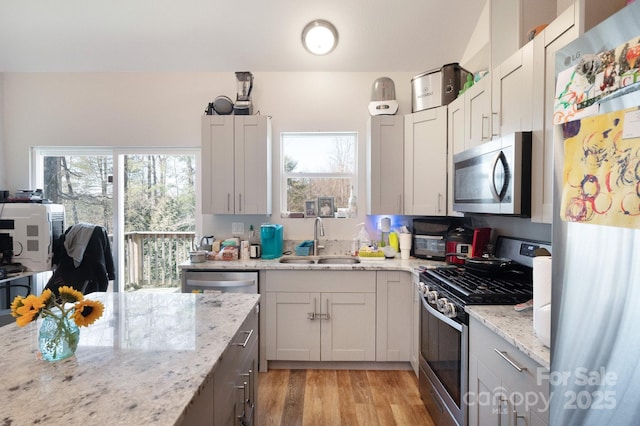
left=530, top=0, right=624, bottom=224
left=465, top=77, right=492, bottom=148
left=491, top=40, right=534, bottom=138
left=404, top=107, right=448, bottom=216
left=201, top=115, right=272, bottom=215
left=367, top=115, right=404, bottom=215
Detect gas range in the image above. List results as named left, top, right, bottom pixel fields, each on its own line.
left=416, top=236, right=551, bottom=324
left=416, top=236, right=551, bottom=426
left=420, top=266, right=533, bottom=305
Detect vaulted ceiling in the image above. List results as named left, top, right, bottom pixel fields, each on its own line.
left=0, top=0, right=486, bottom=72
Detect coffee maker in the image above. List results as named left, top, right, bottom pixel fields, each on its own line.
left=260, top=224, right=283, bottom=259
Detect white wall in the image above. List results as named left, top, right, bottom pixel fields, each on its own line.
left=2, top=71, right=415, bottom=240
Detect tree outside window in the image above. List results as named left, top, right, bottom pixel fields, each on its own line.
left=282, top=132, right=357, bottom=215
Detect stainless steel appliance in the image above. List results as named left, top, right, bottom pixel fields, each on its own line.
left=417, top=236, right=551, bottom=426
left=412, top=217, right=453, bottom=260
left=551, top=4, right=640, bottom=424
left=182, top=271, right=258, bottom=294
left=412, top=63, right=471, bottom=112
left=453, top=132, right=532, bottom=215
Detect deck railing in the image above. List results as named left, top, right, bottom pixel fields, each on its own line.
left=123, top=231, right=195, bottom=291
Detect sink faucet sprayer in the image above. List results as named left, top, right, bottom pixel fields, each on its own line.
left=313, top=217, right=325, bottom=256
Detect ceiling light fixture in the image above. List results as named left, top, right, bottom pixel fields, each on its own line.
left=301, top=20, right=339, bottom=55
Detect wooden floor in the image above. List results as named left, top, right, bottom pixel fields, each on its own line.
left=257, top=369, right=435, bottom=426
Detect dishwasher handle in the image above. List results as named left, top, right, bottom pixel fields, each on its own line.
left=185, top=279, right=255, bottom=289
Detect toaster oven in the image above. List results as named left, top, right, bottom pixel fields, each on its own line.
left=413, top=234, right=446, bottom=260
left=412, top=217, right=452, bottom=260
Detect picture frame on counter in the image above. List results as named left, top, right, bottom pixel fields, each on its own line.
left=318, top=197, right=334, bottom=217
left=305, top=200, right=317, bottom=217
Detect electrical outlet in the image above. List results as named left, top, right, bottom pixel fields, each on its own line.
left=232, top=222, right=244, bottom=235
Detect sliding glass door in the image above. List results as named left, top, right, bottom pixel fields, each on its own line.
left=33, top=148, right=197, bottom=292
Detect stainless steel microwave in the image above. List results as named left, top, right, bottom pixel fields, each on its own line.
left=452, top=132, right=532, bottom=215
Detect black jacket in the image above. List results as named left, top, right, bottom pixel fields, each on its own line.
left=47, top=225, right=115, bottom=294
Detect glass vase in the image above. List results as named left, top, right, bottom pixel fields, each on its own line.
left=38, top=309, right=80, bottom=362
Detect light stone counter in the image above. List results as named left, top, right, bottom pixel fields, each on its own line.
left=0, top=291, right=260, bottom=425
left=466, top=305, right=550, bottom=369
left=179, top=255, right=441, bottom=273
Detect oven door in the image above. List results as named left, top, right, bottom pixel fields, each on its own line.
left=419, top=295, right=468, bottom=426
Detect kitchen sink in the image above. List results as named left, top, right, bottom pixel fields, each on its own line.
left=277, top=256, right=361, bottom=265
left=317, top=256, right=361, bottom=264
left=278, top=257, right=315, bottom=264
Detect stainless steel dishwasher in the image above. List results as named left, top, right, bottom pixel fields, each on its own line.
left=182, top=270, right=258, bottom=294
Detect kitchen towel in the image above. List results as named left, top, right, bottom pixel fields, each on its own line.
left=533, top=255, right=552, bottom=347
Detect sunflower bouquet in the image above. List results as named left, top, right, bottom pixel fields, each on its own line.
left=11, top=286, right=105, bottom=361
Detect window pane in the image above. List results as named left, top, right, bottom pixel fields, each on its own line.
left=286, top=177, right=351, bottom=213
left=123, top=154, right=196, bottom=292
left=42, top=155, right=114, bottom=232
left=282, top=132, right=356, bottom=215
left=283, top=133, right=355, bottom=173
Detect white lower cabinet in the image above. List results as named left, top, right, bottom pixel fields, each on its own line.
left=265, top=271, right=376, bottom=362
left=376, top=270, right=412, bottom=362
left=468, top=316, right=549, bottom=426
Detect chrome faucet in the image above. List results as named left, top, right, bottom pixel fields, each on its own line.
left=313, top=217, right=325, bottom=256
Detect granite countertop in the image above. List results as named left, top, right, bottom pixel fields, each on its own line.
left=179, top=255, right=439, bottom=272
left=0, top=291, right=260, bottom=425
left=466, top=305, right=550, bottom=369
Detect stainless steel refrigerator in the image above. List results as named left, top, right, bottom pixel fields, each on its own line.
left=552, top=3, right=640, bottom=424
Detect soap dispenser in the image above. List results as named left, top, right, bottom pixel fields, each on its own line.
left=348, top=186, right=358, bottom=218
left=352, top=223, right=370, bottom=256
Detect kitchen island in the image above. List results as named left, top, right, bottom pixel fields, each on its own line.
left=0, top=291, right=260, bottom=425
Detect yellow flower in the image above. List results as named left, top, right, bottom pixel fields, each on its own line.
left=10, top=295, right=24, bottom=318
left=39, top=289, right=54, bottom=308
left=16, top=311, right=38, bottom=327
left=58, top=286, right=84, bottom=304
left=12, top=294, right=45, bottom=327
left=73, top=299, right=105, bottom=327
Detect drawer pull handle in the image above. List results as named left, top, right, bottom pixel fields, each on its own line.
left=494, top=348, right=527, bottom=372
left=308, top=297, right=318, bottom=320
left=234, top=329, right=254, bottom=347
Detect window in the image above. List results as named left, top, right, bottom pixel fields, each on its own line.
left=281, top=132, right=357, bottom=216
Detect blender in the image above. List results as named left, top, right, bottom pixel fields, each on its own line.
left=233, top=71, right=254, bottom=115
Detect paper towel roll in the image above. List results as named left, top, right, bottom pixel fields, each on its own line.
left=533, top=256, right=552, bottom=347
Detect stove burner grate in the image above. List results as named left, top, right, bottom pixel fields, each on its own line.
left=422, top=267, right=533, bottom=305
